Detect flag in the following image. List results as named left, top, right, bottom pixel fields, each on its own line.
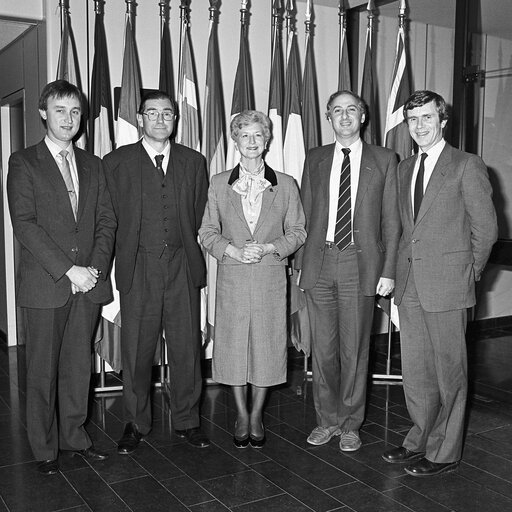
left=89, top=8, right=113, bottom=158
left=302, top=29, right=321, bottom=152
left=226, top=22, right=255, bottom=170
left=176, top=19, right=200, bottom=151
left=266, top=8, right=285, bottom=173
left=56, top=6, right=86, bottom=149
left=338, top=18, right=351, bottom=91
left=115, top=13, right=142, bottom=148
left=282, top=28, right=305, bottom=184
left=384, top=25, right=413, bottom=161
left=202, top=3, right=226, bottom=358
left=159, top=18, right=175, bottom=99
left=360, top=27, right=378, bottom=145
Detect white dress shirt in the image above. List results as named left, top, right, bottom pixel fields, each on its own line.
left=142, top=138, right=171, bottom=174
left=45, top=136, right=79, bottom=201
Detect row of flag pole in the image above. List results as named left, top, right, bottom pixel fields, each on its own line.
left=56, top=0, right=413, bottom=366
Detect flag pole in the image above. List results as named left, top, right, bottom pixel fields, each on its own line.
left=366, top=0, right=374, bottom=49
left=178, top=0, right=190, bottom=83
left=271, top=0, right=283, bottom=55
left=159, top=0, right=168, bottom=37
left=338, top=0, right=346, bottom=85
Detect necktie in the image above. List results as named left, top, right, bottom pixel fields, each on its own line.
left=58, top=150, right=78, bottom=220
left=334, top=148, right=352, bottom=250
left=155, top=154, right=165, bottom=180
left=414, top=152, right=428, bottom=221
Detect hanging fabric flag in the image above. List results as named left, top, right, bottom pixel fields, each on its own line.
left=176, top=2, right=201, bottom=151
left=302, top=0, right=321, bottom=152
left=201, top=0, right=226, bottom=358
left=266, top=0, right=285, bottom=173
left=89, top=1, right=114, bottom=158
left=159, top=2, right=175, bottom=99
left=56, top=2, right=86, bottom=149
left=115, top=6, right=142, bottom=148
left=225, top=0, right=255, bottom=171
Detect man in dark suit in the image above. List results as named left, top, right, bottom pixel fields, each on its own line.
left=104, top=91, right=210, bottom=453
left=7, top=80, right=115, bottom=475
left=296, top=90, right=400, bottom=452
left=382, top=90, right=497, bottom=476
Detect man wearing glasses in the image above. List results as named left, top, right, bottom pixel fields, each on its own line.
left=104, top=91, right=210, bottom=452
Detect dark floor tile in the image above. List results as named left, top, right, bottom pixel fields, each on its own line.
left=361, top=422, right=405, bottom=448
left=0, top=433, right=34, bottom=466
left=112, top=475, right=189, bottom=511
left=85, top=451, right=149, bottom=484
left=200, top=469, right=281, bottom=508
left=0, top=462, right=84, bottom=512
left=466, top=431, right=512, bottom=462
left=261, top=431, right=353, bottom=490
left=231, top=493, right=313, bottom=512
left=466, top=402, right=512, bottom=434
left=383, top=485, right=452, bottom=512
left=130, top=441, right=183, bottom=480
left=328, top=481, right=412, bottom=512
left=462, top=443, right=512, bottom=483
left=189, top=500, right=230, bottom=511
left=162, top=474, right=214, bottom=506
left=159, top=442, right=247, bottom=481
left=252, top=460, right=343, bottom=512
left=64, top=466, right=130, bottom=511
left=264, top=401, right=317, bottom=436
left=365, top=404, right=413, bottom=433
left=458, top=461, right=512, bottom=500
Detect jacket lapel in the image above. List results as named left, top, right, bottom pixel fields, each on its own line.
left=400, top=156, right=415, bottom=228
left=227, top=165, right=248, bottom=226
left=414, top=144, right=451, bottom=227
left=354, top=142, right=375, bottom=215
left=74, top=148, right=90, bottom=223
left=253, top=164, right=278, bottom=235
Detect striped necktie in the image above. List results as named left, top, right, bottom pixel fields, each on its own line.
left=414, top=152, right=428, bottom=221
left=334, top=148, right=352, bottom=250
left=155, top=154, right=165, bottom=180
left=58, top=150, right=78, bottom=220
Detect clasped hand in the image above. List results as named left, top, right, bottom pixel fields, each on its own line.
left=66, top=265, right=99, bottom=294
left=230, top=242, right=274, bottom=264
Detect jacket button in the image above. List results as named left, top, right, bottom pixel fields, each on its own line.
left=412, top=239, right=418, bottom=244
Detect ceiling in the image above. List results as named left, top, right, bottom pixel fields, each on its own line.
left=1, top=0, right=511, bottom=54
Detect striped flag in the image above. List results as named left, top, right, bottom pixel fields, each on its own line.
left=282, top=28, right=305, bottom=184
left=115, top=13, right=142, bottom=148
left=159, top=18, right=175, bottom=99
left=302, top=26, right=321, bottom=152
left=266, top=4, right=285, bottom=173
left=225, top=21, right=255, bottom=170
left=384, top=24, right=413, bottom=161
left=176, top=19, right=200, bottom=151
left=56, top=6, right=86, bottom=149
left=89, top=8, right=113, bottom=158
left=202, top=2, right=226, bottom=357
left=360, top=27, right=378, bottom=145
left=338, top=15, right=351, bottom=91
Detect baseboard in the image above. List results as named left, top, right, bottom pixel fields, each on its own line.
left=471, top=315, right=512, bottom=330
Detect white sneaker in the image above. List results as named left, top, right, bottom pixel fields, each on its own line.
left=307, top=426, right=341, bottom=446
left=339, top=430, right=362, bottom=452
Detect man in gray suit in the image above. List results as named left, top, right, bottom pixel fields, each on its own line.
left=296, top=90, right=400, bottom=452
left=382, top=90, right=497, bottom=476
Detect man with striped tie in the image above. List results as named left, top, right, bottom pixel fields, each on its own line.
left=7, top=80, right=116, bottom=474
left=296, top=90, right=400, bottom=452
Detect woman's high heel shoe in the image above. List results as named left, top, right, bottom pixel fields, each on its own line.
left=249, top=423, right=265, bottom=448
left=233, top=421, right=250, bottom=448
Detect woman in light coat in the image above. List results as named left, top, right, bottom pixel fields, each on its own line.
left=199, top=110, right=306, bottom=448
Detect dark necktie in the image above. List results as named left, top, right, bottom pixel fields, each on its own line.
left=155, top=154, right=165, bottom=180
left=58, top=150, right=78, bottom=220
left=334, top=148, right=352, bottom=250
left=414, top=152, right=428, bottom=221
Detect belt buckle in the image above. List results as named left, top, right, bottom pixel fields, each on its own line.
left=325, top=241, right=336, bottom=249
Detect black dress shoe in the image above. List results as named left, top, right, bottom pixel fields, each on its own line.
left=233, top=434, right=250, bottom=448
left=37, top=459, right=59, bottom=475
left=249, top=423, right=266, bottom=448
left=382, top=446, right=425, bottom=464
left=175, top=427, right=210, bottom=448
left=118, top=423, right=143, bottom=455
left=405, top=457, right=459, bottom=477
left=73, top=446, right=109, bottom=461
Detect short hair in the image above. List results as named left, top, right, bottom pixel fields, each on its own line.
left=403, top=90, right=449, bottom=122
left=230, top=110, right=272, bottom=141
left=325, top=90, right=366, bottom=119
left=138, top=90, right=177, bottom=114
left=38, top=80, right=82, bottom=111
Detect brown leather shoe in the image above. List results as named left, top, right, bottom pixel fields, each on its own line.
left=73, top=446, right=109, bottom=461
left=382, top=446, right=425, bottom=464
left=405, top=457, right=459, bottom=477
left=37, top=459, right=59, bottom=475
left=118, top=423, right=143, bottom=455
left=175, top=427, right=210, bottom=448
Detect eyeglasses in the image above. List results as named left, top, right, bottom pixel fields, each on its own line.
left=142, top=110, right=175, bottom=121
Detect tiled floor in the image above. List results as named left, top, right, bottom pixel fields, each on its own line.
left=0, top=324, right=511, bottom=511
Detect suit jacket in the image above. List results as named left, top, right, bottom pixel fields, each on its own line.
left=103, top=140, right=208, bottom=293
left=199, top=164, right=306, bottom=264
left=394, top=142, right=498, bottom=312
left=295, top=142, right=400, bottom=295
left=7, top=140, right=116, bottom=308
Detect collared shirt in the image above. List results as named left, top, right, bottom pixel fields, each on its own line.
left=45, top=136, right=80, bottom=201
left=326, top=138, right=363, bottom=243
left=142, top=138, right=171, bottom=174
left=410, top=138, right=446, bottom=213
